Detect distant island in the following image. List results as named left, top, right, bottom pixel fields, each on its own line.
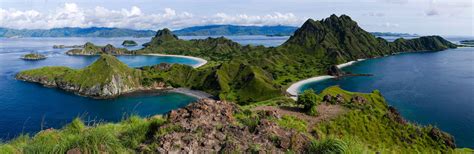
left=66, top=42, right=131, bottom=55
left=20, top=53, right=46, bottom=60
left=2, top=25, right=418, bottom=38
left=172, top=25, right=298, bottom=36
left=459, top=40, right=474, bottom=47
left=122, top=40, right=138, bottom=46
left=0, top=27, right=155, bottom=38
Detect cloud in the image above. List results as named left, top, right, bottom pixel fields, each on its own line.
left=425, top=9, right=439, bottom=16
left=0, top=3, right=303, bottom=30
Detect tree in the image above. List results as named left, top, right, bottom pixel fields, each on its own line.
left=296, top=89, right=320, bottom=116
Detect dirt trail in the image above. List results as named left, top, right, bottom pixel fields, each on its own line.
left=253, top=104, right=345, bottom=129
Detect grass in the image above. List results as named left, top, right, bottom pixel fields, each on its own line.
left=0, top=115, right=165, bottom=153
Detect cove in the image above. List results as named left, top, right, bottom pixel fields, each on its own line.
left=297, top=47, right=474, bottom=148
left=0, top=37, right=205, bottom=140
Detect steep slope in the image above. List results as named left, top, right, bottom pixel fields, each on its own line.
left=66, top=42, right=131, bottom=55
left=281, top=14, right=456, bottom=64
left=16, top=54, right=162, bottom=98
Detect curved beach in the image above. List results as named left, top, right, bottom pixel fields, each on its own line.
left=146, top=53, right=208, bottom=68
left=286, top=59, right=366, bottom=97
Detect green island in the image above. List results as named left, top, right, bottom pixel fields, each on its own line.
left=66, top=42, right=131, bottom=55
left=20, top=53, right=46, bottom=60
left=5, top=14, right=471, bottom=153
left=122, top=40, right=138, bottom=47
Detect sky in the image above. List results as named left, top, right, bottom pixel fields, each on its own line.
left=0, top=0, right=472, bottom=36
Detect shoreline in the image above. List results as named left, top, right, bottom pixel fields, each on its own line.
left=168, top=88, right=214, bottom=99
left=146, top=53, right=208, bottom=68
left=286, top=59, right=366, bottom=98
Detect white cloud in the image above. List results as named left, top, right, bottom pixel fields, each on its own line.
left=0, top=3, right=303, bottom=30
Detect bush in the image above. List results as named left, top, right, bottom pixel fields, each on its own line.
left=307, top=138, right=348, bottom=153
left=296, top=89, right=320, bottom=115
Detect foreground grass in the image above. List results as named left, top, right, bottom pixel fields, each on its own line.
left=0, top=116, right=166, bottom=153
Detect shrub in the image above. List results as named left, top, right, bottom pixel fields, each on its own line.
left=307, top=138, right=348, bottom=153
left=296, top=89, right=320, bottom=115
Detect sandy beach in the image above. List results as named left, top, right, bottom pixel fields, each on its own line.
left=146, top=53, right=208, bottom=68
left=286, top=59, right=366, bottom=98
left=170, top=88, right=214, bottom=99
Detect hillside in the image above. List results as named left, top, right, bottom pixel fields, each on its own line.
left=134, top=14, right=455, bottom=103
left=173, top=25, right=298, bottom=36
left=16, top=54, right=166, bottom=98
left=66, top=42, right=132, bottom=55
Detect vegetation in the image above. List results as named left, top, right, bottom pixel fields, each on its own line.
left=133, top=14, right=456, bottom=104
left=296, top=89, right=320, bottom=116
left=66, top=42, right=131, bottom=55
left=122, top=40, right=138, bottom=46
left=20, top=53, right=46, bottom=60
left=173, top=25, right=297, bottom=36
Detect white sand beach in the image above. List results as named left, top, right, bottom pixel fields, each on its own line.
left=286, top=59, right=366, bottom=99
left=146, top=53, right=208, bottom=68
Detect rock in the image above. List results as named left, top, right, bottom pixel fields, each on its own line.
left=350, top=95, right=366, bottom=104
left=335, top=94, right=345, bottom=104
left=149, top=98, right=310, bottom=153
left=386, top=106, right=407, bottom=125
left=66, top=148, right=81, bottom=154
left=327, top=65, right=345, bottom=76
left=428, top=127, right=456, bottom=148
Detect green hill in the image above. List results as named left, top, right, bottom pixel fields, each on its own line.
left=16, top=54, right=144, bottom=98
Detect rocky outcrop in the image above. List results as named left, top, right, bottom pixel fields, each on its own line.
left=66, top=42, right=131, bottom=55
left=147, top=99, right=310, bottom=153
left=327, top=65, right=345, bottom=76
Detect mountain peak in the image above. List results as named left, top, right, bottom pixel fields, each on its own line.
left=86, top=54, right=130, bottom=73
left=148, top=28, right=179, bottom=46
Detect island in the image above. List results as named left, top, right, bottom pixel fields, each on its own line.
left=53, top=44, right=84, bottom=49
left=20, top=53, right=46, bottom=60
left=10, top=14, right=467, bottom=153
left=66, top=42, right=132, bottom=55
left=122, top=40, right=138, bottom=46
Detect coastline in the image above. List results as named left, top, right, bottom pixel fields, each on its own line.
left=286, top=59, right=366, bottom=98
left=169, top=88, right=214, bottom=99
left=146, top=53, right=208, bottom=68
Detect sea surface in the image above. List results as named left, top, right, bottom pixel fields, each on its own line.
left=298, top=43, right=474, bottom=148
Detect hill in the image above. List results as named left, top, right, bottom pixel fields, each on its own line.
left=0, top=27, right=156, bottom=38
left=172, top=25, right=298, bottom=36
left=16, top=54, right=167, bottom=98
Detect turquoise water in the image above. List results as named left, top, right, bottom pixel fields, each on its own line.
left=299, top=47, right=474, bottom=148
left=0, top=37, right=202, bottom=139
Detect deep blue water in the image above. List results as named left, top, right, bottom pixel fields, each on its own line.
left=0, top=37, right=204, bottom=140
left=299, top=47, right=474, bottom=148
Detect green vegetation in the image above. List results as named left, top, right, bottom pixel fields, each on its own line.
left=122, top=40, right=138, bottom=46
left=21, top=53, right=46, bottom=60
left=296, top=89, right=320, bottom=116
left=133, top=14, right=456, bottom=104
left=16, top=54, right=143, bottom=98
left=66, top=42, right=131, bottom=55
left=172, top=25, right=297, bottom=36
left=0, top=116, right=166, bottom=153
